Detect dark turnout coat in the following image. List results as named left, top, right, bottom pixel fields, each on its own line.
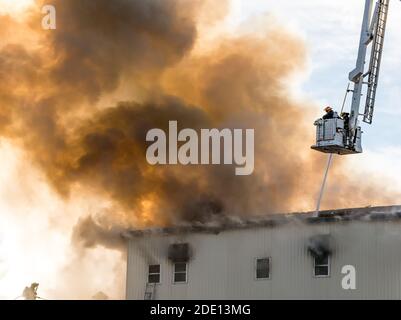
left=323, top=110, right=334, bottom=120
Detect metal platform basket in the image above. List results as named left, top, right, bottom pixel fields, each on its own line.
left=311, top=118, right=362, bottom=155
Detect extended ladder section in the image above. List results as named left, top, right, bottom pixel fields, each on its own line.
left=144, top=283, right=156, bottom=300
left=363, top=0, right=390, bottom=124
left=312, top=0, right=391, bottom=156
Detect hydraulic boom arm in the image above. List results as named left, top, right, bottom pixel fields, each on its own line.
left=349, top=0, right=389, bottom=131
left=312, top=0, right=390, bottom=156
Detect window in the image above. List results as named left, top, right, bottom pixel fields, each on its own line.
left=148, top=264, right=160, bottom=284
left=173, top=262, right=187, bottom=283
left=314, top=255, right=330, bottom=277
left=255, top=258, right=270, bottom=280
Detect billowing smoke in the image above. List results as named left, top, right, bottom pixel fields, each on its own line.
left=0, top=0, right=398, bottom=268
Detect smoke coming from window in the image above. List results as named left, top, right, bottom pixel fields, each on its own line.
left=0, top=0, right=398, bottom=298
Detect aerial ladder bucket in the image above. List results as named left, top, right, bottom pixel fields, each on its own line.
left=312, top=0, right=390, bottom=155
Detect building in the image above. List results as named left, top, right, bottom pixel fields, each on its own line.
left=123, top=205, right=401, bottom=300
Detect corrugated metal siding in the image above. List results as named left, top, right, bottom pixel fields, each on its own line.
left=126, top=220, right=401, bottom=300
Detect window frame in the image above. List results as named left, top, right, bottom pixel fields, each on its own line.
left=172, top=262, right=188, bottom=284
left=147, top=264, right=161, bottom=284
left=254, top=257, right=271, bottom=281
left=313, top=255, right=331, bottom=278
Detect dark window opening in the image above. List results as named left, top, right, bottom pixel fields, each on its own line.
left=314, top=255, right=330, bottom=277
left=174, top=262, right=187, bottom=283
left=256, top=258, right=270, bottom=279
left=168, top=243, right=190, bottom=263
left=148, top=264, right=160, bottom=284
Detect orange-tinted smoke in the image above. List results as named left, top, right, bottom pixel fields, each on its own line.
left=0, top=0, right=398, bottom=250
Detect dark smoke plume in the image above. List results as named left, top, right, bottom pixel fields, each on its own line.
left=0, top=0, right=398, bottom=250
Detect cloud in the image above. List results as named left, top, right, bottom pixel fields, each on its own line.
left=232, top=0, right=401, bottom=121
left=0, top=0, right=400, bottom=300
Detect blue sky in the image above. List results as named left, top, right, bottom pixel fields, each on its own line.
left=227, top=0, right=401, bottom=149
left=0, top=0, right=400, bottom=299
left=223, top=0, right=401, bottom=191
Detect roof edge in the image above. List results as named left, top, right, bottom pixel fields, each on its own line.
left=121, top=204, right=401, bottom=239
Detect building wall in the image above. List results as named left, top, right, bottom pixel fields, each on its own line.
left=126, top=220, right=401, bottom=299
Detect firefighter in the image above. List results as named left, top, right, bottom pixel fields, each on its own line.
left=323, top=106, right=335, bottom=120
left=22, top=283, right=39, bottom=300
left=341, top=112, right=350, bottom=125
left=341, top=112, right=350, bottom=138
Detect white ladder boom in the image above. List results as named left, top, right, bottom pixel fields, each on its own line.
left=363, top=0, right=390, bottom=124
